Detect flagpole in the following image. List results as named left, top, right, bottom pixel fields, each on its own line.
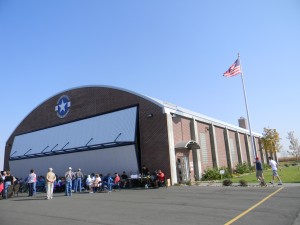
left=238, top=53, right=257, bottom=159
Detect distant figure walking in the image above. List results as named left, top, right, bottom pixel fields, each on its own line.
left=255, top=157, right=265, bottom=186
left=268, top=157, right=282, bottom=185
left=46, top=168, right=56, bottom=200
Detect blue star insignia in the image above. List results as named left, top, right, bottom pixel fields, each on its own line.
left=55, top=95, right=71, bottom=118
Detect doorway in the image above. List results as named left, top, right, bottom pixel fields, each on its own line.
left=176, top=155, right=190, bottom=183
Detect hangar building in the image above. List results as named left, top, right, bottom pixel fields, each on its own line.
left=4, top=86, right=268, bottom=184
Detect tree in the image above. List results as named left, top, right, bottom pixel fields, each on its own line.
left=261, top=128, right=282, bottom=154
left=286, top=131, right=300, bottom=161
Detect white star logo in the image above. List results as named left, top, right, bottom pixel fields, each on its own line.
left=55, top=95, right=71, bottom=118
left=59, top=99, right=67, bottom=112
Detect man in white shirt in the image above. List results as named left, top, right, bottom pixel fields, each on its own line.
left=27, top=169, right=36, bottom=197
left=268, top=157, right=282, bottom=185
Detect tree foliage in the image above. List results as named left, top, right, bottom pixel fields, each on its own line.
left=261, top=128, right=281, bottom=153
left=286, top=131, right=300, bottom=161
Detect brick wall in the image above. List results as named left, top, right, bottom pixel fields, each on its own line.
left=172, top=116, right=192, bottom=143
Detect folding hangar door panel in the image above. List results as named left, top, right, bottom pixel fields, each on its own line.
left=9, top=145, right=139, bottom=178
left=9, top=107, right=139, bottom=178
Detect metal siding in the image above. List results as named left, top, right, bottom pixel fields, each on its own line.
left=10, top=145, right=139, bottom=179
left=199, top=133, right=208, bottom=164
left=229, top=138, right=236, bottom=165
left=11, top=107, right=137, bottom=157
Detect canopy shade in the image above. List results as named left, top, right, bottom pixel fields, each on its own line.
left=174, top=140, right=200, bottom=150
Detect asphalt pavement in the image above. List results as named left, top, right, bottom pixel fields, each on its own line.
left=0, top=184, right=300, bottom=225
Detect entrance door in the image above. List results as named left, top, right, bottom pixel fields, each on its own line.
left=176, top=156, right=190, bottom=183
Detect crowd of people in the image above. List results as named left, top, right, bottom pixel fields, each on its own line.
left=0, top=165, right=166, bottom=200
left=0, top=158, right=285, bottom=200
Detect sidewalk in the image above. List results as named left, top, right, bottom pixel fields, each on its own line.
left=193, top=181, right=300, bottom=187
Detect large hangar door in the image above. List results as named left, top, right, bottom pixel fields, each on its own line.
left=9, top=145, right=139, bottom=178
left=9, top=107, right=139, bottom=179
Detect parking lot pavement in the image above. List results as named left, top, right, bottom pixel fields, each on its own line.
left=0, top=185, right=299, bottom=225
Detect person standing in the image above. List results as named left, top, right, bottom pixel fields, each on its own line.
left=1, top=171, right=6, bottom=181
left=46, top=168, right=56, bottom=200
left=4, top=171, right=14, bottom=199
left=33, top=170, right=37, bottom=196
left=255, top=157, right=265, bottom=186
left=26, top=169, right=36, bottom=197
left=85, top=175, right=92, bottom=192
left=65, top=167, right=74, bottom=196
left=74, top=168, right=84, bottom=193
left=1, top=171, right=6, bottom=198
left=268, top=157, right=283, bottom=185
left=141, top=165, right=150, bottom=177
left=0, top=176, right=4, bottom=196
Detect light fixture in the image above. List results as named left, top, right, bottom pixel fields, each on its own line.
left=146, top=113, right=153, bottom=118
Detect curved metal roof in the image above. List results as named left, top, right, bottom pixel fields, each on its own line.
left=10, top=85, right=261, bottom=139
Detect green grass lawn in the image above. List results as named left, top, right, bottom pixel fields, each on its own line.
left=230, top=164, right=300, bottom=183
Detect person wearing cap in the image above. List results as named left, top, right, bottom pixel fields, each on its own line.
left=255, top=157, right=265, bottom=186
left=65, top=167, right=74, bottom=196
left=46, top=168, right=56, bottom=200
left=74, top=168, right=84, bottom=193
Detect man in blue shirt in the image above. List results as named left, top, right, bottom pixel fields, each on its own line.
left=255, top=157, right=265, bottom=186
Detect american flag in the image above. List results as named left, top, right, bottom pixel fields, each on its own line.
left=223, top=58, right=241, bottom=77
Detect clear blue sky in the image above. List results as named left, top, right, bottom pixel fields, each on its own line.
left=1, top=1, right=300, bottom=170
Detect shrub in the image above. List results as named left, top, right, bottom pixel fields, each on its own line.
left=185, top=180, right=192, bottom=186
left=201, top=168, right=221, bottom=180
left=223, top=179, right=232, bottom=186
left=201, top=167, right=232, bottom=181
left=235, top=162, right=252, bottom=174
left=239, top=179, right=248, bottom=187
left=219, top=167, right=233, bottom=179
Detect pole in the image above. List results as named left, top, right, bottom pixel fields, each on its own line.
left=238, top=53, right=257, bottom=159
